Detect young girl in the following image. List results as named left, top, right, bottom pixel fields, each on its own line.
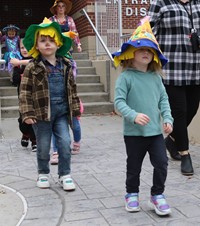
left=19, top=18, right=81, bottom=191
left=0, top=24, right=21, bottom=74
left=113, top=17, right=173, bottom=216
left=10, top=39, right=36, bottom=152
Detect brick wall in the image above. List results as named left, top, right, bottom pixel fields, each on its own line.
left=0, top=0, right=150, bottom=41
left=70, top=0, right=96, bottom=39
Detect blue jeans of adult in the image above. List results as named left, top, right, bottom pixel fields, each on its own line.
left=33, top=103, right=71, bottom=177
left=124, top=134, right=168, bottom=196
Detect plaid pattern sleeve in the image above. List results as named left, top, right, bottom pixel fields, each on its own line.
left=148, top=0, right=200, bottom=86
left=67, top=16, right=81, bottom=46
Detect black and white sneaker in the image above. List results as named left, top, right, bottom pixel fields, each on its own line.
left=32, top=145, right=37, bottom=152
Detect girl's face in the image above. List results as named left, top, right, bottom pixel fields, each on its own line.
left=134, top=48, right=154, bottom=66
left=20, top=40, right=29, bottom=58
left=56, top=2, right=66, bottom=14
left=7, top=29, right=16, bottom=38
left=36, top=35, right=58, bottom=58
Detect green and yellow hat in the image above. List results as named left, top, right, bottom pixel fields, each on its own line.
left=23, top=17, right=72, bottom=58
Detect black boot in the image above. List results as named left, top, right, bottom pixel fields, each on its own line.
left=165, top=136, right=181, bottom=161
left=181, top=154, right=194, bottom=176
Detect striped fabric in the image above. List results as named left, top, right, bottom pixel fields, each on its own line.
left=148, top=0, right=200, bottom=85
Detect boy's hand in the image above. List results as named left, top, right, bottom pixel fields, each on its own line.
left=163, top=123, right=173, bottom=134
left=24, top=118, right=37, bottom=124
left=134, top=113, right=150, bottom=126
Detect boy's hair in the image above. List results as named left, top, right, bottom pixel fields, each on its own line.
left=121, top=59, right=165, bottom=77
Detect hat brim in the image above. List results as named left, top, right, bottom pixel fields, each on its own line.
left=112, top=39, right=168, bottom=67
left=50, top=0, right=72, bottom=15
left=23, top=21, right=72, bottom=57
left=3, top=25, right=20, bottom=33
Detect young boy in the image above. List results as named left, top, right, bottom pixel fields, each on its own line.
left=19, top=18, right=81, bottom=191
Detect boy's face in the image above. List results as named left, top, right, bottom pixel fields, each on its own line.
left=134, top=48, right=154, bottom=65
left=36, top=35, right=58, bottom=58
left=7, top=29, right=16, bottom=38
left=20, top=40, right=30, bottom=58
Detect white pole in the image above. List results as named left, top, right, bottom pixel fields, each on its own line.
left=118, top=0, right=123, bottom=46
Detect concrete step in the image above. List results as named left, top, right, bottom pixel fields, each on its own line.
left=77, top=83, right=104, bottom=92
left=0, top=92, right=109, bottom=107
left=1, top=106, right=19, bottom=118
left=1, top=102, right=114, bottom=118
left=0, top=52, right=113, bottom=118
left=0, top=96, right=18, bottom=107
left=78, top=67, right=96, bottom=75
left=0, top=87, right=18, bottom=96
left=0, top=70, right=9, bottom=77
left=0, top=74, right=100, bottom=86
left=83, top=102, right=114, bottom=114
left=0, top=83, right=105, bottom=96
left=76, top=75, right=100, bottom=83
left=79, top=92, right=109, bottom=102
left=72, top=52, right=89, bottom=60
left=0, top=77, right=13, bottom=86
left=76, top=60, right=92, bottom=67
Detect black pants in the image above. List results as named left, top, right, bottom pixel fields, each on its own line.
left=124, top=135, right=168, bottom=196
left=165, top=85, right=200, bottom=152
left=18, top=117, right=36, bottom=142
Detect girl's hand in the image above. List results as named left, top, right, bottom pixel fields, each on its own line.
left=10, top=58, right=20, bottom=66
left=163, top=123, right=173, bottom=134
left=24, top=118, right=37, bottom=124
left=77, top=45, right=82, bottom=52
left=134, top=113, right=150, bottom=125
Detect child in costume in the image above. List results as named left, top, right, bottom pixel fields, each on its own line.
left=19, top=18, right=81, bottom=191
left=0, top=24, right=22, bottom=74
left=50, top=31, right=83, bottom=165
left=11, top=39, right=37, bottom=152
left=113, top=17, right=173, bottom=216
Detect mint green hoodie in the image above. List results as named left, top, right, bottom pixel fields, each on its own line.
left=114, top=68, right=173, bottom=136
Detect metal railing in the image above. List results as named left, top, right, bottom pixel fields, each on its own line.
left=81, top=8, right=114, bottom=63
left=0, top=43, right=6, bottom=69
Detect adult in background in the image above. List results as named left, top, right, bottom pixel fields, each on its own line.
left=148, top=0, right=200, bottom=176
left=49, top=0, right=82, bottom=52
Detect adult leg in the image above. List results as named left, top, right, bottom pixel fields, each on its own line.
left=186, top=85, right=200, bottom=126
left=165, top=85, right=193, bottom=175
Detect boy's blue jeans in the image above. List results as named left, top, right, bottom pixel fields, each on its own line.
left=33, top=112, right=71, bottom=177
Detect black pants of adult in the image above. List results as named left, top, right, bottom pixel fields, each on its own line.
left=124, top=134, right=168, bottom=196
left=165, top=85, right=200, bottom=152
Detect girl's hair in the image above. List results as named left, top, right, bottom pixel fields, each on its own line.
left=120, top=58, right=165, bottom=77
